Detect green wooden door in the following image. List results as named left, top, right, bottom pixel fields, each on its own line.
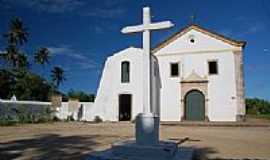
left=185, top=90, right=205, bottom=121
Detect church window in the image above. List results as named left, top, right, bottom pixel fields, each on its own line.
left=208, top=61, right=218, bottom=75
left=121, top=61, right=130, bottom=83
left=189, top=35, right=195, bottom=44
left=170, top=63, right=179, bottom=77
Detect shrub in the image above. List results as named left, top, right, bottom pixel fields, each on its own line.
left=0, top=115, right=17, bottom=126
left=0, top=104, right=53, bottom=126
left=246, top=98, right=270, bottom=115
left=94, top=116, right=103, bottom=123
left=66, top=115, right=75, bottom=122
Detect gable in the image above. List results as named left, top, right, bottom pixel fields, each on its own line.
left=153, top=25, right=246, bottom=55
left=110, top=47, right=143, bottom=59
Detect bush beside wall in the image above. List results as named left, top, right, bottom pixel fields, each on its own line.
left=0, top=103, right=53, bottom=126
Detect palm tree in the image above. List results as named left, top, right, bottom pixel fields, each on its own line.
left=34, top=47, right=50, bottom=75
left=17, top=54, right=29, bottom=69
left=2, top=17, right=28, bottom=69
left=0, top=50, right=7, bottom=67
left=4, top=17, right=28, bottom=46
left=51, top=66, right=65, bottom=89
left=5, top=45, right=19, bottom=68
left=3, top=45, right=29, bottom=70
left=34, top=47, right=50, bottom=66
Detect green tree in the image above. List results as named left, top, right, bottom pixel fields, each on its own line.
left=246, top=98, right=270, bottom=115
left=13, top=71, right=52, bottom=101
left=51, top=66, right=65, bottom=89
left=34, top=47, right=50, bottom=67
left=4, top=45, right=19, bottom=68
left=3, top=17, right=28, bottom=46
left=2, top=17, right=29, bottom=69
left=68, top=89, right=95, bottom=102
left=0, top=70, right=15, bottom=99
left=0, top=17, right=64, bottom=101
left=17, top=53, right=29, bottom=70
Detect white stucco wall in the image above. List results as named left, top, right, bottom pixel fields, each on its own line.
left=157, top=52, right=237, bottom=121
left=91, top=47, right=144, bottom=121
left=56, top=102, right=94, bottom=120
left=91, top=47, right=160, bottom=121
left=92, top=28, right=243, bottom=122
left=155, top=28, right=241, bottom=121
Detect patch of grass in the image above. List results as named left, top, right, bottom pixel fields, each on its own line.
left=247, top=114, right=270, bottom=120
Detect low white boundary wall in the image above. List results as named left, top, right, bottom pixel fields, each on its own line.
left=56, top=102, right=94, bottom=121
left=0, top=99, right=94, bottom=121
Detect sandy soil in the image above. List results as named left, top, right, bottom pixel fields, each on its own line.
left=0, top=122, right=269, bottom=160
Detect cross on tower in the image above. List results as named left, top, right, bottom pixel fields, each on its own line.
left=121, top=7, right=174, bottom=114
left=189, top=13, right=196, bottom=24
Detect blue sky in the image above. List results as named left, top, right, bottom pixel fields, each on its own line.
left=0, top=0, right=270, bottom=100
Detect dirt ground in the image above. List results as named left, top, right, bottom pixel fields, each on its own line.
left=0, top=122, right=270, bottom=160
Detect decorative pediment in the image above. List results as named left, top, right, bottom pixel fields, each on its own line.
left=153, top=24, right=246, bottom=55
left=181, top=70, right=208, bottom=83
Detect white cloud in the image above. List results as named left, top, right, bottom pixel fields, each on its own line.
left=2, top=0, right=84, bottom=13
left=246, top=64, right=267, bottom=72
left=239, top=22, right=265, bottom=36
left=248, top=23, right=265, bottom=33
left=48, top=45, right=97, bottom=70
left=220, top=22, right=266, bottom=38
left=91, top=26, right=105, bottom=34
left=1, top=0, right=126, bottom=18
left=86, top=7, right=126, bottom=18
left=219, top=29, right=233, bottom=37
left=234, top=16, right=249, bottom=22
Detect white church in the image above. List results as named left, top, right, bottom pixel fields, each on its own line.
left=88, top=24, right=246, bottom=122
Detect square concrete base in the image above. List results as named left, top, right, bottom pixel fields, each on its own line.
left=86, top=140, right=194, bottom=160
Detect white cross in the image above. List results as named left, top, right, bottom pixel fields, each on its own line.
left=121, top=7, right=174, bottom=114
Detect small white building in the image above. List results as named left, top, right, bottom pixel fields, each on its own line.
left=89, top=24, right=246, bottom=122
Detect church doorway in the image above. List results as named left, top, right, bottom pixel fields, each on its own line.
left=184, top=90, right=205, bottom=121
left=119, top=94, right=132, bottom=121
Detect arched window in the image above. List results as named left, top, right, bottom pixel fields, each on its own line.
left=121, top=61, right=130, bottom=83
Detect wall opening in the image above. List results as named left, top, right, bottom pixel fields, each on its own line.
left=119, top=94, right=132, bottom=121
left=184, top=90, right=205, bottom=121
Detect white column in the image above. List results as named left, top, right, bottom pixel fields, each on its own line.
left=143, top=7, right=151, bottom=114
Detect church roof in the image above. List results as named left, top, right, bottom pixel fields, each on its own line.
left=153, top=24, right=246, bottom=53
left=181, top=70, right=208, bottom=83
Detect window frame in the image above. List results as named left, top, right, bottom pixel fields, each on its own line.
left=121, top=61, right=130, bottom=83
left=208, top=60, right=219, bottom=75
left=170, top=62, right=179, bottom=77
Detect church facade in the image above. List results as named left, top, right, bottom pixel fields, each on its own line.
left=88, top=24, right=246, bottom=122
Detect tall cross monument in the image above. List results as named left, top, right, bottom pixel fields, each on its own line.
left=121, top=7, right=174, bottom=145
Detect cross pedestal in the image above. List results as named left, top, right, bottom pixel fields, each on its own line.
left=135, top=113, right=159, bottom=145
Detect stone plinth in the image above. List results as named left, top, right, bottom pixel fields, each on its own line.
left=135, top=113, right=159, bottom=145
left=86, top=140, right=194, bottom=160
left=112, top=140, right=177, bottom=159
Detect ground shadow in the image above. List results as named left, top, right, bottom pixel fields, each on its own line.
left=0, top=134, right=104, bottom=160
left=0, top=134, right=267, bottom=160
left=194, top=147, right=267, bottom=160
